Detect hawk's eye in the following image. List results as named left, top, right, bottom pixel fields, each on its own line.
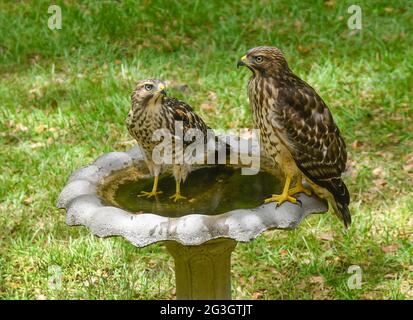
left=144, top=84, right=154, bottom=91
left=255, top=56, right=264, bottom=63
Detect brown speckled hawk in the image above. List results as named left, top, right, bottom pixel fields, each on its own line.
left=237, top=46, right=351, bottom=227
left=126, top=79, right=209, bottom=202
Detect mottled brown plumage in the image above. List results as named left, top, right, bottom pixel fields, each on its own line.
left=238, top=46, right=351, bottom=227
left=126, top=79, right=209, bottom=201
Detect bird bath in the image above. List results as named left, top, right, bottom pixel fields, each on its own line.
left=57, top=142, right=328, bottom=299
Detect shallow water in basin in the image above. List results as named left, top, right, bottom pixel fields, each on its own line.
left=101, top=165, right=282, bottom=218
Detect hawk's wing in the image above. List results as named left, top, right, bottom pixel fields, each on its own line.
left=163, top=97, right=209, bottom=144
left=272, top=83, right=350, bottom=206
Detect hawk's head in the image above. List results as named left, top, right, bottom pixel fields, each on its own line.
left=237, top=46, right=289, bottom=76
left=131, top=79, right=167, bottom=108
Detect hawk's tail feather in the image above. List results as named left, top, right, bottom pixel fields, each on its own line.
left=298, top=165, right=351, bottom=227
left=327, top=178, right=351, bottom=228
left=334, top=200, right=351, bottom=228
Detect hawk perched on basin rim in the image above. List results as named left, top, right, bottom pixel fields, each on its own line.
left=126, top=79, right=209, bottom=202
left=237, top=46, right=351, bottom=227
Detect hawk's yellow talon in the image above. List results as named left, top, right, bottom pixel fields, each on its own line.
left=138, top=176, right=161, bottom=199
left=138, top=190, right=162, bottom=198
left=264, top=193, right=298, bottom=204
left=169, top=193, right=187, bottom=202
left=288, top=178, right=312, bottom=196
left=170, top=179, right=186, bottom=202
left=288, top=186, right=312, bottom=196
left=264, top=174, right=299, bottom=205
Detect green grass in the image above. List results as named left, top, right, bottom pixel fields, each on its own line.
left=1, top=0, right=412, bottom=300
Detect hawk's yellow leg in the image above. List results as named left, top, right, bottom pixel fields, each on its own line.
left=169, top=180, right=187, bottom=202
left=264, top=175, right=298, bottom=205
left=138, top=175, right=163, bottom=198
left=288, top=175, right=312, bottom=196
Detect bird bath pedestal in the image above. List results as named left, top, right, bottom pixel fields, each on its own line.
left=57, top=144, right=327, bottom=300
left=165, top=239, right=236, bottom=299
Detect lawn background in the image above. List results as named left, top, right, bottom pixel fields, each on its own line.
left=0, top=0, right=412, bottom=299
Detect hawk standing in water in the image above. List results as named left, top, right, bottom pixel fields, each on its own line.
left=237, top=46, right=351, bottom=227
left=126, top=79, right=209, bottom=202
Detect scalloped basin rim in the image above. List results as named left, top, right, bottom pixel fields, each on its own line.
left=58, top=144, right=329, bottom=247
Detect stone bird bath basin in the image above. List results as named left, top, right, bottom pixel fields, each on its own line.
left=57, top=140, right=328, bottom=299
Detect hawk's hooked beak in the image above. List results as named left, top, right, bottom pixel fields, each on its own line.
left=237, top=55, right=248, bottom=68
left=158, top=83, right=167, bottom=96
